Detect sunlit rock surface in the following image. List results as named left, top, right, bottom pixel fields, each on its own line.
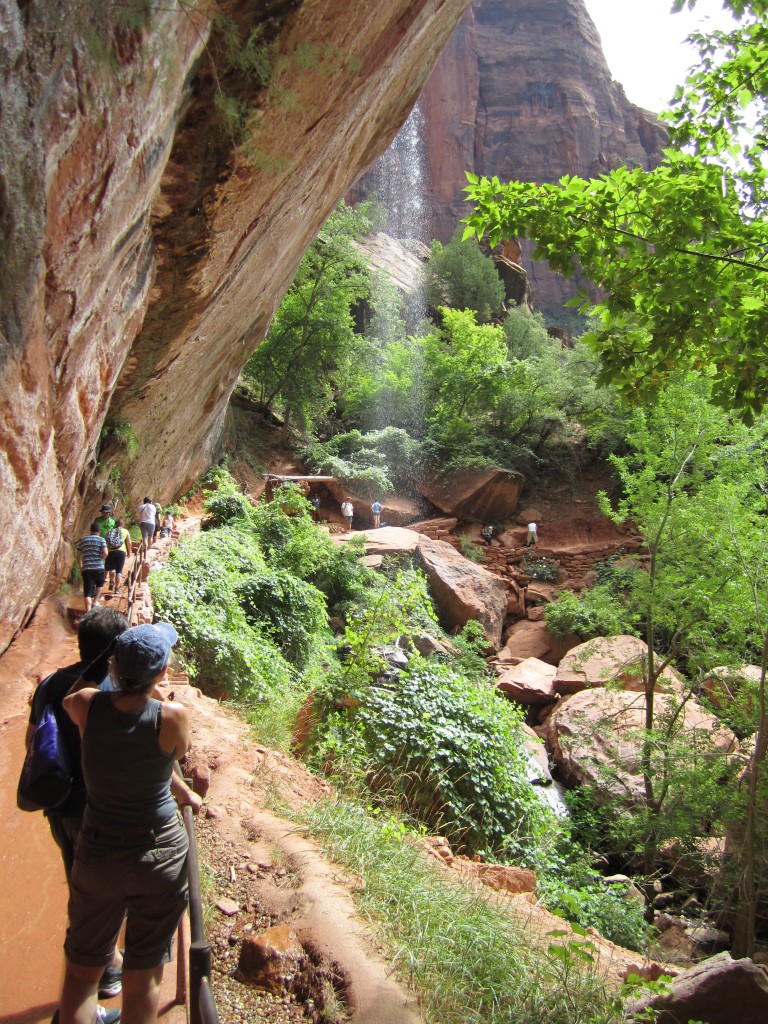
left=415, top=535, right=508, bottom=647
left=0, top=0, right=470, bottom=651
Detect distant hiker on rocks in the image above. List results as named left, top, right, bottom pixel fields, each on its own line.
left=95, top=504, right=115, bottom=539
left=77, top=522, right=108, bottom=611
left=105, top=519, right=132, bottom=593
left=341, top=499, right=354, bottom=531
left=138, top=496, right=156, bottom=547
left=526, top=521, right=538, bottom=547
left=59, top=622, right=200, bottom=1024
left=310, top=494, right=321, bottom=522
left=371, top=500, right=383, bottom=529
left=159, top=511, right=174, bottom=539
left=481, top=524, right=494, bottom=546
left=26, top=607, right=130, bottom=1006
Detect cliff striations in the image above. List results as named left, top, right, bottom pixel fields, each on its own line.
left=0, top=0, right=470, bottom=652
left=358, top=0, right=668, bottom=312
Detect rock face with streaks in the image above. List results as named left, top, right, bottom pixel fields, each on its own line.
left=357, top=0, right=668, bottom=312
left=0, top=0, right=470, bottom=652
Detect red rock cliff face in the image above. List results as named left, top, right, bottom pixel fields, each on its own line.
left=0, top=0, right=470, bottom=652
left=366, top=0, right=667, bottom=312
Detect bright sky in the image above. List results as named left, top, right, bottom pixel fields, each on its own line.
left=584, top=0, right=737, bottom=112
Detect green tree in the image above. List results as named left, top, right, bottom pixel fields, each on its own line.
left=463, top=1, right=768, bottom=418
left=243, top=201, right=377, bottom=435
left=596, top=374, right=768, bottom=925
left=425, top=230, right=506, bottom=323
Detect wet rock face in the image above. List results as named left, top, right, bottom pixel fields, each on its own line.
left=401, top=0, right=667, bottom=309
left=0, top=0, right=470, bottom=652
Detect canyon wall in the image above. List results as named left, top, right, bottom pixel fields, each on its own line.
left=0, top=0, right=470, bottom=652
left=359, top=0, right=668, bottom=314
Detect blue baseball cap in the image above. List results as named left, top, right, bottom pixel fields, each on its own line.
left=114, top=622, right=178, bottom=684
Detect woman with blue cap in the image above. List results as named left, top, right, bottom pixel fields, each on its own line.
left=58, top=622, right=193, bottom=1024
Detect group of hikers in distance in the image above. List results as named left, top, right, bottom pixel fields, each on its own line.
left=75, top=500, right=175, bottom=612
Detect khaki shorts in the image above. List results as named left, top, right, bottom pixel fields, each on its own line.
left=65, top=814, right=189, bottom=970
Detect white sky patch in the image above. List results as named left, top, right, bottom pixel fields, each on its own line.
left=585, top=0, right=737, bottom=112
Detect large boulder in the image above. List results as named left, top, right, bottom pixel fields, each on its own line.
left=554, top=635, right=685, bottom=697
left=495, top=657, right=557, bottom=707
left=415, top=536, right=508, bottom=648
left=418, top=467, right=524, bottom=523
left=543, top=688, right=738, bottom=800
left=625, top=952, right=768, bottom=1024
left=498, top=620, right=581, bottom=666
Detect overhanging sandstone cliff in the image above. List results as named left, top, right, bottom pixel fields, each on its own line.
left=0, top=0, right=470, bottom=652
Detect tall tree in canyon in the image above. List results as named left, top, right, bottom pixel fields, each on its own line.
left=464, top=0, right=768, bottom=418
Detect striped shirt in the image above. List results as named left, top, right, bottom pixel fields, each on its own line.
left=78, top=533, right=107, bottom=570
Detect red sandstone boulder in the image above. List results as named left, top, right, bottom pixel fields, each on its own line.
left=498, top=620, right=580, bottom=666
left=624, top=952, right=768, bottom=1024
left=236, top=923, right=305, bottom=994
left=418, top=467, right=524, bottom=523
left=554, top=636, right=685, bottom=697
left=416, top=536, right=508, bottom=648
left=495, top=657, right=557, bottom=707
left=543, top=689, right=739, bottom=800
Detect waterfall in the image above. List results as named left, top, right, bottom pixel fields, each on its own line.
left=370, top=101, right=430, bottom=334
left=373, top=102, right=430, bottom=244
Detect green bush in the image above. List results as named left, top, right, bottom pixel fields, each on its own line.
left=523, top=555, right=559, bottom=581
left=314, top=660, right=560, bottom=865
left=235, top=569, right=327, bottom=668
left=544, top=586, right=636, bottom=640
left=150, top=525, right=297, bottom=700
left=203, top=487, right=252, bottom=526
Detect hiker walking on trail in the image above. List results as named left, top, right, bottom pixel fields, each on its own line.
left=59, top=622, right=200, bottom=1024
left=481, top=524, right=494, bottom=546
left=152, top=503, right=162, bottom=542
left=159, top=511, right=174, bottom=539
left=95, top=504, right=116, bottom=539
left=138, top=497, right=156, bottom=547
left=105, top=519, right=132, bottom=593
left=371, top=500, right=382, bottom=529
left=526, top=522, right=538, bottom=547
left=341, top=499, right=354, bottom=532
left=77, top=522, right=108, bottom=611
left=26, top=607, right=130, bottom=1007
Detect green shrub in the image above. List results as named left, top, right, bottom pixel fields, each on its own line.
left=544, top=586, right=636, bottom=640
left=314, top=660, right=560, bottom=864
left=235, top=569, right=327, bottom=668
left=149, top=525, right=296, bottom=700
left=523, top=555, right=559, bottom=581
left=458, top=533, right=486, bottom=563
left=203, top=488, right=252, bottom=526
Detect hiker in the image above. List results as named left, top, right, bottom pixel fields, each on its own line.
left=95, top=504, right=116, bottom=539
left=341, top=499, right=354, bottom=531
left=77, top=522, right=108, bottom=611
left=152, top=503, right=162, bottom=542
left=310, top=494, right=321, bottom=522
left=26, top=608, right=130, bottom=1006
left=481, top=523, right=494, bottom=546
left=371, top=499, right=383, bottom=529
left=159, top=510, right=174, bottom=539
left=526, top=521, right=538, bottom=547
left=59, top=623, right=197, bottom=1024
left=105, top=519, right=132, bottom=593
left=137, top=496, right=156, bottom=547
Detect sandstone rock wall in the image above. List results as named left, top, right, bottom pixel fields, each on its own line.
left=0, top=0, right=470, bottom=652
left=358, top=0, right=668, bottom=313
